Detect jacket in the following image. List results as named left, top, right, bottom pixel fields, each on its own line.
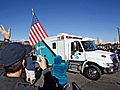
left=52, top=55, right=68, bottom=86
left=0, top=74, right=41, bottom=90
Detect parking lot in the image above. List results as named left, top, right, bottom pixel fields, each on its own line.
left=34, top=64, right=120, bottom=90
left=67, top=67, right=120, bottom=90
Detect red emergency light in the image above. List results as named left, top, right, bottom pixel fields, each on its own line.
left=66, top=36, right=82, bottom=39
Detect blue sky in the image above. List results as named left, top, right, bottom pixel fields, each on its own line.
left=0, top=0, right=120, bottom=42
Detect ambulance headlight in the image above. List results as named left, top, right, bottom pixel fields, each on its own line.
left=110, top=54, right=115, bottom=60
left=104, top=63, right=114, bottom=67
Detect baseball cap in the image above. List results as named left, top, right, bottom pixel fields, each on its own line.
left=24, top=44, right=32, bottom=55
left=0, top=43, right=32, bottom=67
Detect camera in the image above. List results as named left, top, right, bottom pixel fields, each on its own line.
left=32, top=55, right=37, bottom=61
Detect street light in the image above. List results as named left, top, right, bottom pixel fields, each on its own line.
left=117, top=27, right=120, bottom=47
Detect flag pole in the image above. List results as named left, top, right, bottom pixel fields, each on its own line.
left=32, top=8, right=35, bottom=17
left=32, top=8, right=43, bottom=55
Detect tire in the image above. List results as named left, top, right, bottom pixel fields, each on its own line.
left=83, top=65, right=102, bottom=80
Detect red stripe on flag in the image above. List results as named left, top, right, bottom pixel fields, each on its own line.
left=32, top=24, right=42, bottom=42
left=38, top=22, right=48, bottom=37
left=31, top=27, right=39, bottom=43
left=30, top=31, right=37, bottom=44
left=36, top=23, right=46, bottom=39
left=29, top=29, right=35, bottom=45
left=38, top=22, right=48, bottom=38
left=29, top=36, right=34, bottom=45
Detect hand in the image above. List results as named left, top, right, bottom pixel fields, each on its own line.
left=64, top=55, right=68, bottom=61
left=36, top=55, right=47, bottom=70
left=0, top=25, right=11, bottom=39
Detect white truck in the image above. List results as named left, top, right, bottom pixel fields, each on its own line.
left=35, top=33, right=119, bottom=80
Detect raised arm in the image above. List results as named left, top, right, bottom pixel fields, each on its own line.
left=36, top=55, right=47, bottom=70
left=0, top=25, right=11, bottom=42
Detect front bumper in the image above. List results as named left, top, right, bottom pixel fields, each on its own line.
left=103, top=54, right=120, bottom=74
left=103, top=62, right=119, bottom=74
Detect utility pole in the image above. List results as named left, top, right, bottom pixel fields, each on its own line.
left=113, top=37, right=116, bottom=44
left=97, top=37, right=100, bottom=45
left=117, top=27, right=120, bottom=47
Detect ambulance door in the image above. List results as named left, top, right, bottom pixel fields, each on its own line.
left=71, top=41, right=85, bottom=61
left=56, top=40, right=65, bottom=59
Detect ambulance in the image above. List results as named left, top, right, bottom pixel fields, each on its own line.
left=35, top=33, right=119, bottom=80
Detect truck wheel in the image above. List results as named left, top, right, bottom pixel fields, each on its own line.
left=83, top=65, right=102, bottom=80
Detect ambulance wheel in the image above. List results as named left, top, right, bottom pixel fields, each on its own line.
left=84, top=65, right=102, bottom=80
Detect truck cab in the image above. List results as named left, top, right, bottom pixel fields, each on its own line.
left=69, top=39, right=119, bottom=80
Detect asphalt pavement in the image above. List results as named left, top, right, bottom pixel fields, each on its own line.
left=67, top=68, right=120, bottom=90
left=34, top=67, right=120, bottom=90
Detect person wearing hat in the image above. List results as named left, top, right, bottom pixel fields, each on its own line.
left=52, top=55, right=69, bottom=90
left=0, top=43, right=41, bottom=90
left=0, top=25, right=47, bottom=90
left=0, top=44, right=48, bottom=90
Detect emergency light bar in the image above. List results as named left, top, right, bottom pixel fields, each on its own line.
left=57, top=33, right=82, bottom=40
left=66, top=36, right=82, bottom=39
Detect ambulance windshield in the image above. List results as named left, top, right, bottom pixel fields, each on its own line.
left=81, top=41, right=97, bottom=51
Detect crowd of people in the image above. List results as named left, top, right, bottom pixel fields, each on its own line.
left=97, top=45, right=120, bottom=60
left=0, top=25, right=70, bottom=90
left=97, top=45, right=118, bottom=53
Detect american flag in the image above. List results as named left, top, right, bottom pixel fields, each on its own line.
left=28, top=10, right=48, bottom=46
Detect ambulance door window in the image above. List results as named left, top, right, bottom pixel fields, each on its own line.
left=52, top=42, right=56, bottom=49
left=76, top=41, right=83, bottom=52
left=71, top=41, right=83, bottom=55
left=71, top=41, right=82, bottom=59
left=71, top=42, right=75, bottom=59
left=71, top=42, right=74, bottom=52
left=71, top=41, right=79, bottom=53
